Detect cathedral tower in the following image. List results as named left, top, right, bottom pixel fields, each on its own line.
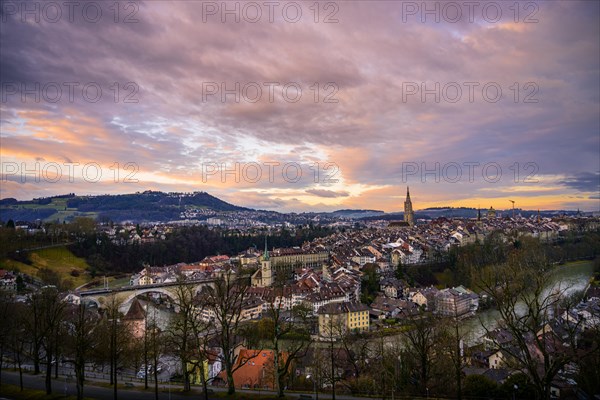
left=404, top=186, right=414, bottom=226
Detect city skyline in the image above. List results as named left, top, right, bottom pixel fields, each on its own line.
left=1, top=1, right=599, bottom=212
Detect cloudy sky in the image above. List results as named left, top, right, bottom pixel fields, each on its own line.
left=1, top=0, right=599, bottom=212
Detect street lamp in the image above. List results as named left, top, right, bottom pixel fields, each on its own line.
left=513, top=384, right=518, bottom=400
left=165, top=364, right=172, bottom=400
left=306, top=374, right=318, bottom=400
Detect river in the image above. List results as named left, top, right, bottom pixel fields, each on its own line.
left=458, top=260, right=594, bottom=346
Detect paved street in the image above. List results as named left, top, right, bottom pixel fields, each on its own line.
left=1, top=370, right=200, bottom=400
left=0, top=369, right=416, bottom=400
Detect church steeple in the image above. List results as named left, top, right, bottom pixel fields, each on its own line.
left=404, top=186, right=414, bottom=226
left=256, top=235, right=272, bottom=287
left=263, top=236, right=269, bottom=261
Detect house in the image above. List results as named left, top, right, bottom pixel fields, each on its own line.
left=409, top=286, right=439, bottom=310
left=380, top=277, right=406, bottom=299
left=0, top=270, right=17, bottom=291
left=370, top=295, right=418, bottom=319
left=227, top=349, right=288, bottom=390
left=189, top=349, right=223, bottom=384
left=240, top=297, right=264, bottom=320
left=317, top=302, right=369, bottom=338
left=434, top=287, right=478, bottom=317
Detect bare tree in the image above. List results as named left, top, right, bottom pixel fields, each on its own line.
left=337, top=329, right=370, bottom=394
left=36, top=286, right=67, bottom=394
left=0, top=291, right=12, bottom=387
left=166, top=280, right=198, bottom=392
left=64, top=302, right=99, bottom=400
left=10, top=303, right=28, bottom=391
left=23, top=290, right=45, bottom=375
left=319, top=309, right=347, bottom=400
left=101, top=295, right=129, bottom=400
left=188, top=301, right=215, bottom=400
left=202, top=270, right=255, bottom=395
left=264, top=299, right=312, bottom=397
left=147, top=308, right=164, bottom=400
left=477, top=242, right=583, bottom=399
left=399, top=311, right=442, bottom=396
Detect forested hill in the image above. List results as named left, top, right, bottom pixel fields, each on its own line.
left=0, top=191, right=251, bottom=223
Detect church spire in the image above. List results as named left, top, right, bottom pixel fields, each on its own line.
left=263, top=236, right=269, bottom=261
left=404, top=186, right=414, bottom=226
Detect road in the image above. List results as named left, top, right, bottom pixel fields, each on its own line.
left=0, top=369, right=419, bottom=400
left=1, top=370, right=196, bottom=400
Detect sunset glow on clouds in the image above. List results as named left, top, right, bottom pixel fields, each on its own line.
left=1, top=1, right=598, bottom=212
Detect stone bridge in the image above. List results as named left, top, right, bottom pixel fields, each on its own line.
left=78, top=279, right=217, bottom=313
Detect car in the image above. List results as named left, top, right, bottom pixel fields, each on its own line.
left=137, top=371, right=145, bottom=379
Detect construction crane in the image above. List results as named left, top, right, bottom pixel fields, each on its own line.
left=509, top=200, right=515, bottom=219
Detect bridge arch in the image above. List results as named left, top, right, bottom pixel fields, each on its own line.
left=118, top=287, right=178, bottom=313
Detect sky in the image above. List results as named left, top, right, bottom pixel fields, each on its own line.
left=1, top=0, right=599, bottom=212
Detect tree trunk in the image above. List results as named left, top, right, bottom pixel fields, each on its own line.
left=16, top=346, right=23, bottom=391
left=110, top=345, right=114, bottom=385
left=226, top=366, right=236, bottom=395
left=154, top=369, right=159, bottom=400
left=200, top=362, right=209, bottom=400
left=33, top=343, right=40, bottom=374
left=277, top=374, right=286, bottom=398
left=181, top=358, right=191, bottom=392
left=113, top=361, right=118, bottom=400
left=76, top=368, right=84, bottom=400
left=54, top=349, right=59, bottom=379
left=45, top=351, right=53, bottom=394
left=0, top=343, right=3, bottom=387
left=75, top=355, right=85, bottom=400
left=144, top=328, right=149, bottom=389
left=330, top=341, right=336, bottom=400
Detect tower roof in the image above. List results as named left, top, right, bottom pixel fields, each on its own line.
left=124, top=298, right=146, bottom=320
left=263, top=236, right=269, bottom=261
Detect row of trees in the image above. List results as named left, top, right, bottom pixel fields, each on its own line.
left=0, top=271, right=313, bottom=399
left=70, top=224, right=334, bottom=275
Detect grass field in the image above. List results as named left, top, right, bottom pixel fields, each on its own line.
left=0, top=246, right=92, bottom=288
left=1, top=197, right=98, bottom=223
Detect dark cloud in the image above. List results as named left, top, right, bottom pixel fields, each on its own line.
left=560, top=172, right=600, bottom=192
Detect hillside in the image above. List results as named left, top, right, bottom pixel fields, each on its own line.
left=0, top=191, right=250, bottom=223
left=0, top=246, right=91, bottom=288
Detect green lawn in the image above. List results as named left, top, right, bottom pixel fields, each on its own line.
left=1, top=246, right=91, bottom=288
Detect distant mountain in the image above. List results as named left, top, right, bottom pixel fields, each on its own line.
left=0, top=191, right=250, bottom=223
left=328, top=209, right=385, bottom=219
